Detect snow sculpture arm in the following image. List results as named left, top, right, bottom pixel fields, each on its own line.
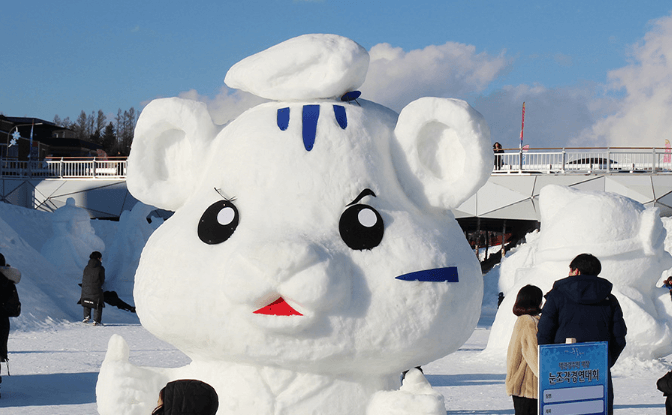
left=366, top=369, right=445, bottom=415
left=96, top=335, right=171, bottom=415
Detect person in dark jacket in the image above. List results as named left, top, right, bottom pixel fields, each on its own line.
left=493, top=142, right=504, bottom=170
left=656, top=370, right=672, bottom=415
left=151, top=379, right=219, bottom=415
left=0, top=253, right=21, bottom=398
left=81, top=251, right=105, bottom=326
left=537, top=253, right=627, bottom=415
left=0, top=253, right=21, bottom=363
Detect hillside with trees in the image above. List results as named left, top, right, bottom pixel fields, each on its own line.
left=52, top=108, right=137, bottom=156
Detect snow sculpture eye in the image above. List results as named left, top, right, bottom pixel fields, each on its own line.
left=198, top=200, right=240, bottom=245
left=339, top=204, right=384, bottom=250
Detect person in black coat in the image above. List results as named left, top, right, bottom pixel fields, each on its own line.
left=537, top=253, right=627, bottom=415
left=0, top=253, right=21, bottom=363
left=493, top=142, right=504, bottom=170
left=0, top=275, right=12, bottom=365
left=657, top=371, right=672, bottom=415
left=0, top=253, right=21, bottom=398
left=81, top=251, right=105, bottom=325
left=152, top=379, right=218, bottom=415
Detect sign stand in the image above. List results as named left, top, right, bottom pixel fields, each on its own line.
left=539, top=341, right=608, bottom=415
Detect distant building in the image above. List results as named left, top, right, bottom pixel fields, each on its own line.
left=0, top=115, right=102, bottom=159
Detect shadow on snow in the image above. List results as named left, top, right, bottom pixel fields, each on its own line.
left=0, top=372, right=97, bottom=407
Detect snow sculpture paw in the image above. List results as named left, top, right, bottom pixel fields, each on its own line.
left=366, top=369, right=445, bottom=415
left=96, top=334, right=168, bottom=415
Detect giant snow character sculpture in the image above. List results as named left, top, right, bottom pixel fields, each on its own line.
left=486, top=185, right=672, bottom=361
left=97, top=34, right=493, bottom=415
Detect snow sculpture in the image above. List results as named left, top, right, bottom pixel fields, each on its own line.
left=103, top=202, right=162, bottom=298
left=40, top=197, right=105, bottom=273
left=97, top=34, right=493, bottom=415
left=487, top=185, right=672, bottom=360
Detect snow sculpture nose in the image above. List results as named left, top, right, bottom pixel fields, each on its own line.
left=242, top=239, right=323, bottom=285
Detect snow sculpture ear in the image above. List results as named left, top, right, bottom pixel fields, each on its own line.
left=393, top=98, right=492, bottom=209
left=127, top=98, right=218, bottom=211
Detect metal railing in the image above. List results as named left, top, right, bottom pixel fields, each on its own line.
left=493, top=147, right=672, bottom=174
left=1, top=148, right=671, bottom=179
left=0, top=158, right=127, bottom=179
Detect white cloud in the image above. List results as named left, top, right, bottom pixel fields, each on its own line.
left=174, top=41, right=509, bottom=127
left=171, top=17, right=672, bottom=152
left=585, top=13, right=672, bottom=147
left=472, top=83, right=611, bottom=149
left=177, top=86, right=267, bottom=126
left=360, top=41, right=510, bottom=112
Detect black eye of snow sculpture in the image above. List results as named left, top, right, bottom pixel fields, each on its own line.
left=198, top=200, right=240, bottom=245
left=339, top=204, right=384, bottom=250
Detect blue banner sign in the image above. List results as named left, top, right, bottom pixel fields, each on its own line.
left=539, top=342, right=608, bottom=415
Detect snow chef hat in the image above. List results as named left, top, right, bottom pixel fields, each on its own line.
left=535, top=185, right=665, bottom=262
left=224, top=34, right=369, bottom=101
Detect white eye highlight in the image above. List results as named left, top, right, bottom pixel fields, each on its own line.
left=358, top=208, right=378, bottom=228
left=217, top=207, right=236, bottom=225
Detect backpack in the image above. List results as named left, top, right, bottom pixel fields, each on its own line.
left=2, top=282, right=21, bottom=318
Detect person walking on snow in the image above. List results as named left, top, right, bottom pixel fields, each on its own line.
left=81, top=251, right=105, bottom=326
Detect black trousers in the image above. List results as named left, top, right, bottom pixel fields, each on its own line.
left=0, top=316, right=9, bottom=362
left=608, top=370, right=614, bottom=415
left=83, top=304, right=103, bottom=323
left=512, top=395, right=537, bottom=415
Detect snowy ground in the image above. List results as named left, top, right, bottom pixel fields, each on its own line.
left=0, top=310, right=667, bottom=414
left=0, top=201, right=668, bottom=414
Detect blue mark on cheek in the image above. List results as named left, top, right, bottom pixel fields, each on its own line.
left=395, top=267, right=459, bottom=282
left=302, top=105, right=320, bottom=151
left=333, top=105, right=347, bottom=129
left=277, top=107, right=290, bottom=131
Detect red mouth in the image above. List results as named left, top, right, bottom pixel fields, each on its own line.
left=253, top=297, right=302, bottom=316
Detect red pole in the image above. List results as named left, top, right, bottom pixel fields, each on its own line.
left=520, top=102, right=526, bottom=149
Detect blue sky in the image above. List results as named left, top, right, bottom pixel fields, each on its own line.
left=2, top=1, right=672, bottom=148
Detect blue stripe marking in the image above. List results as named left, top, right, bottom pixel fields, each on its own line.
left=302, top=105, right=320, bottom=151
left=333, top=105, right=347, bottom=129
left=395, top=267, right=459, bottom=282
left=277, top=107, right=290, bottom=131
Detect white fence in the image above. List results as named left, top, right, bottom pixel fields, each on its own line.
left=2, top=148, right=672, bottom=178
left=494, top=147, right=672, bottom=174
left=0, top=158, right=126, bottom=178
